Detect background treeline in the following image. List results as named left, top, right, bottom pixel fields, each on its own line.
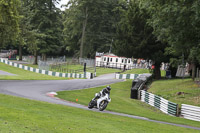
left=0, top=0, right=200, bottom=79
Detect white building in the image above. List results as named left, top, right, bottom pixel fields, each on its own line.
left=95, top=52, right=148, bottom=70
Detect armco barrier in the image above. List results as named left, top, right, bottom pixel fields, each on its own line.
left=181, top=104, right=200, bottom=122
left=140, top=90, right=178, bottom=116
left=0, top=58, right=92, bottom=79
left=115, top=73, right=139, bottom=79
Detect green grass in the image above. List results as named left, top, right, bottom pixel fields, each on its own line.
left=95, top=67, right=121, bottom=76
left=122, top=68, right=151, bottom=74
left=56, top=80, right=200, bottom=128
left=0, top=62, right=69, bottom=80
left=149, top=78, right=200, bottom=107
left=0, top=94, right=198, bottom=132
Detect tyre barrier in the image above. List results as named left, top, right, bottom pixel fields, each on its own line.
left=0, top=58, right=92, bottom=79
left=181, top=104, right=200, bottom=122
left=140, top=90, right=178, bottom=116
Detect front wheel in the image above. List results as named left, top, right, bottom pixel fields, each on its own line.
left=99, top=100, right=108, bottom=111
left=88, top=100, right=95, bottom=109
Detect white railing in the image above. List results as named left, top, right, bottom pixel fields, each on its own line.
left=181, top=104, right=200, bottom=122
left=140, top=90, right=178, bottom=116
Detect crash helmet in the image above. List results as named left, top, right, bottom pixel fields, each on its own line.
left=106, top=86, right=111, bottom=91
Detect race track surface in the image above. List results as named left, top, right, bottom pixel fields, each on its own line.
left=0, top=77, right=200, bottom=130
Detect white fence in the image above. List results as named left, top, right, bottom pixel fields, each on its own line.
left=181, top=104, right=200, bottom=122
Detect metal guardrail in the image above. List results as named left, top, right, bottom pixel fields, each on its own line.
left=181, top=104, right=200, bottom=122
left=115, top=73, right=139, bottom=79
left=140, top=90, right=178, bottom=116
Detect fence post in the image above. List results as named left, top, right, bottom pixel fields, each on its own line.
left=176, top=104, right=179, bottom=117
left=84, top=63, right=86, bottom=72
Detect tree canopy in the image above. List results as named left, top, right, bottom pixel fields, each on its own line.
left=0, top=0, right=21, bottom=47
left=1, top=0, right=200, bottom=79
left=113, top=0, right=168, bottom=79
left=63, top=0, right=119, bottom=58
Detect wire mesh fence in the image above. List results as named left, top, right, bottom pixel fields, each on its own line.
left=22, top=56, right=95, bottom=73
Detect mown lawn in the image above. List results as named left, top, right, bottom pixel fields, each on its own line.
left=56, top=80, right=200, bottom=128
left=0, top=63, right=69, bottom=80
left=0, top=94, right=198, bottom=133
left=149, top=78, right=200, bottom=107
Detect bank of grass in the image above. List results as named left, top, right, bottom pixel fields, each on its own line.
left=149, top=78, right=200, bottom=107
left=57, top=80, right=200, bottom=128
left=0, top=94, right=198, bottom=133
left=0, top=62, right=69, bottom=80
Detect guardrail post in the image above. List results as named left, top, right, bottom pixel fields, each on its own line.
left=84, top=63, right=86, bottom=72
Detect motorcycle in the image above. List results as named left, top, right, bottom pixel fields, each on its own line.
left=88, top=93, right=111, bottom=111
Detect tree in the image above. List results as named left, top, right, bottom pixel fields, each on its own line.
left=63, top=0, right=119, bottom=58
left=28, top=0, right=63, bottom=61
left=113, top=0, right=168, bottom=79
left=140, top=0, right=200, bottom=80
left=0, top=0, right=21, bottom=48
left=18, top=0, right=63, bottom=63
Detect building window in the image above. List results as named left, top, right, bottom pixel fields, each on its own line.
left=125, top=59, right=127, bottom=63
left=104, top=57, right=106, bottom=61
left=110, top=58, right=112, bottom=62
left=116, top=58, right=118, bottom=62
left=122, top=59, right=124, bottom=63
left=128, top=59, right=130, bottom=63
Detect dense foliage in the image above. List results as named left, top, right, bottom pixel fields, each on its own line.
left=63, top=0, right=119, bottom=58
left=1, top=0, right=200, bottom=78
left=0, top=0, right=21, bottom=47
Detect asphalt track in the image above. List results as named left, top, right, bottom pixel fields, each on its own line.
left=0, top=70, right=17, bottom=76
left=0, top=74, right=200, bottom=131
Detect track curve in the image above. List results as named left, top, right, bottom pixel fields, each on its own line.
left=0, top=78, right=200, bottom=130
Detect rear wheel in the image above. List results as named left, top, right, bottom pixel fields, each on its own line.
left=99, top=100, right=108, bottom=111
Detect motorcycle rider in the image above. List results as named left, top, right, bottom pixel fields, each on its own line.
left=94, top=86, right=111, bottom=100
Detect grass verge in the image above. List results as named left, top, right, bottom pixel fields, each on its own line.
left=0, top=94, right=198, bottom=133
left=0, top=62, right=69, bottom=80
left=56, top=80, right=200, bottom=128
left=149, top=78, right=200, bottom=107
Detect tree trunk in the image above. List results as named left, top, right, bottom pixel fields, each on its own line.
left=192, top=63, right=196, bottom=81
left=33, top=51, right=38, bottom=65
left=19, top=45, right=22, bottom=61
left=80, top=7, right=88, bottom=58
left=153, top=63, right=161, bottom=79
